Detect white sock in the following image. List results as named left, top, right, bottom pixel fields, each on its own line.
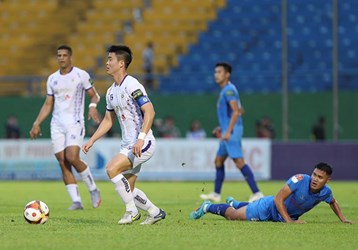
left=79, top=167, right=97, bottom=192
left=132, top=188, right=160, bottom=217
left=111, top=174, right=138, bottom=214
left=66, top=184, right=81, bottom=203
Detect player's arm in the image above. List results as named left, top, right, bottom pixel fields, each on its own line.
left=29, top=95, right=54, bottom=139
left=86, top=86, right=101, bottom=123
left=274, top=184, right=305, bottom=223
left=132, top=102, right=155, bottom=157
left=329, top=198, right=352, bottom=224
left=222, top=100, right=243, bottom=140
left=140, top=102, right=155, bottom=135
left=82, top=110, right=115, bottom=153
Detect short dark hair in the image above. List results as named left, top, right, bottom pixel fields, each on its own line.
left=57, top=45, right=72, bottom=55
left=107, top=45, right=133, bottom=68
left=215, top=62, right=232, bottom=74
left=315, top=162, right=333, bottom=176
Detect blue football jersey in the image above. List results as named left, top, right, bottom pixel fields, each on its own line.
left=217, top=82, right=243, bottom=134
left=272, top=174, right=333, bottom=221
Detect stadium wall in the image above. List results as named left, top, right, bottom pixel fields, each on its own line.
left=1, top=139, right=357, bottom=181
left=1, top=91, right=357, bottom=140
left=0, top=138, right=271, bottom=181
left=271, top=142, right=358, bottom=180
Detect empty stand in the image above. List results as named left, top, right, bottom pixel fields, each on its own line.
left=160, top=0, right=358, bottom=93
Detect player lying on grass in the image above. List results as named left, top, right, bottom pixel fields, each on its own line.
left=191, top=162, right=352, bottom=224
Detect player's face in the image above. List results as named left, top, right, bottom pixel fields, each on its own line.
left=57, top=49, right=72, bottom=69
left=310, top=168, right=330, bottom=191
left=214, top=66, right=230, bottom=85
left=106, top=52, right=125, bottom=75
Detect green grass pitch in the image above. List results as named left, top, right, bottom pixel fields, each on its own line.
left=0, top=181, right=357, bottom=250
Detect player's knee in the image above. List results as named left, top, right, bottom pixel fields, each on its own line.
left=235, top=158, right=245, bottom=169
left=215, top=158, right=224, bottom=167
left=106, top=164, right=121, bottom=178
left=65, top=154, right=78, bottom=165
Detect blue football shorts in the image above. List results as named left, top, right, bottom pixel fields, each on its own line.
left=245, top=196, right=276, bottom=221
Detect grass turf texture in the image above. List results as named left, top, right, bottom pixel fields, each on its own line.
left=0, top=181, right=357, bottom=250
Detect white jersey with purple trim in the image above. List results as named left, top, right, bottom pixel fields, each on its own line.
left=106, top=75, right=155, bottom=148
left=47, top=66, right=93, bottom=127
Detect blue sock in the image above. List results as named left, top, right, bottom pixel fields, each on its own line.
left=207, top=204, right=230, bottom=217
left=214, top=166, right=225, bottom=194
left=232, top=200, right=249, bottom=209
left=241, top=164, right=260, bottom=193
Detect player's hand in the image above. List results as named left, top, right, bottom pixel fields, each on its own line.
left=88, top=107, right=101, bottom=124
left=29, top=125, right=42, bottom=139
left=342, top=219, right=353, bottom=224
left=132, top=139, right=144, bottom=158
left=212, top=127, right=222, bottom=138
left=291, top=219, right=306, bottom=224
left=82, top=139, right=94, bottom=154
left=221, top=131, right=231, bottom=141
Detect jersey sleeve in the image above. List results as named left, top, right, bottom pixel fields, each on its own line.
left=80, top=70, right=94, bottom=91
left=224, top=86, right=239, bottom=103
left=323, top=187, right=333, bottom=204
left=106, top=88, right=114, bottom=111
left=286, top=174, right=306, bottom=192
left=46, top=76, right=54, bottom=96
left=127, top=79, right=151, bottom=107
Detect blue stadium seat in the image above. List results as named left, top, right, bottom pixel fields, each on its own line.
left=159, top=0, right=358, bottom=93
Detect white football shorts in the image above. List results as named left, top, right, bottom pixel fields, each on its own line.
left=50, top=122, right=85, bottom=154
left=121, top=138, right=156, bottom=176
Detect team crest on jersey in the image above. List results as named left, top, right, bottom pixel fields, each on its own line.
left=131, top=89, right=144, bottom=100
left=291, top=174, right=304, bottom=183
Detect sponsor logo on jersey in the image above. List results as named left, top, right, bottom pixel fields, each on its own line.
left=226, top=90, right=235, bottom=96
left=131, top=89, right=144, bottom=100
left=291, top=174, right=304, bottom=183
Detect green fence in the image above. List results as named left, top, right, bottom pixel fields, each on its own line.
left=2, top=91, right=357, bottom=140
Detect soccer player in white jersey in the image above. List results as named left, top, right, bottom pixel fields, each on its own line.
left=30, top=45, right=101, bottom=210
left=83, top=45, right=166, bottom=225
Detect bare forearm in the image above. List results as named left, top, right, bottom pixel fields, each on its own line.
left=141, top=109, right=155, bottom=134
left=90, top=118, right=113, bottom=143
left=33, top=104, right=52, bottom=126
left=226, top=111, right=239, bottom=134
left=274, top=198, right=293, bottom=223
left=330, top=200, right=348, bottom=222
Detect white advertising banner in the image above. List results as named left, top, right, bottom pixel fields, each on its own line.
left=0, top=138, right=271, bottom=180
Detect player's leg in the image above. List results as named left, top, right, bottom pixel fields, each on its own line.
left=107, top=152, right=140, bottom=224
left=233, top=157, right=263, bottom=202
left=125, top=173, right=165, bottom=225
left=126, top=139, right=166, bottom=225
left=55, top=151, right=83, bottom=210
left=200, top=141, right=227, bottom=202
left=227, top=139, right=263, bottom=202
left=52, top=125, right=83, bottom=210
left=65, top=146, right=101, bottom=208
left=190, top=200, right=247, bottom=221
left=64, top=124, right=101, bottom=208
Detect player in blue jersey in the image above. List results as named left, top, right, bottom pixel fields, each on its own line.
left=192, top=162, right=352, bottom=224
left=200, top=62, right=263, bottom=203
